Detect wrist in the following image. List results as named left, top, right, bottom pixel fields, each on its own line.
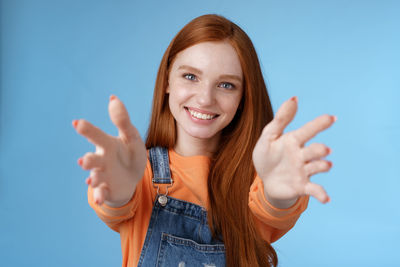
left=263, top=190, right=299, bottom=209
left=104, top=198, right=131, bottom=208
left=103, top=188, right=136, bottom=208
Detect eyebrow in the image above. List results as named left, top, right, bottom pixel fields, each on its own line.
left=177, top=65, right=242, bottom=83
left=178, top=65, right=203, bottom=75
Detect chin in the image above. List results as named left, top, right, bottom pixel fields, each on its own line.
left=185, top=128, right=219, bottom=140
left=191, top=132, right=217, bottom=140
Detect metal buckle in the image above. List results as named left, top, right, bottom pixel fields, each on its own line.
left=152, top=178, right=173, bottom=207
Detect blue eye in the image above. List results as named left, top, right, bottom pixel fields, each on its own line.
left=219, top=82, right=234, bottom=89
left=184, top=73, right=196, bottom=81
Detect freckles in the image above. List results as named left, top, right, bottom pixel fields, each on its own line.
left=169, top=90, right=191, bottom=112
left=170, top=90, right=185, bottom=102
left=220, top=94, right=241, bottom=109
left=172, top=86, right=192, bottom=100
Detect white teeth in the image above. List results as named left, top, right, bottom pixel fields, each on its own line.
left=188, top=108, right=216, bottom=120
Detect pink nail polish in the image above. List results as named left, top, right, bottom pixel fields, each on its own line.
left=110, top=95, right=116, bottom=101
left=85, top=177, right=92, bottom=185
left=291, top=96, right=298, bottom=103
left=72, top=120, right=78, bottom=129
left=77, top=158, right=83, bottom=166
left=332, top=115, right=337, bottom=122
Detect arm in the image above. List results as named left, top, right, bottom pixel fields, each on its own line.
left=86, top=162, right=149, bottom=232
left=248, top=175, right=309, bottom=243
left=250, top=96, right=335, bottom=241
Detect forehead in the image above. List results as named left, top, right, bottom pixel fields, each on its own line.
left=171, top=41, right=243, bottom=77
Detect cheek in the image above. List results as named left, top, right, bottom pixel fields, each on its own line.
left=169, top=84, right=191, bottom=105
left=220, top=94, right=242, bottom=114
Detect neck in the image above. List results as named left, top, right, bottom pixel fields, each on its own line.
left=174, top=131, right=220, bottom=158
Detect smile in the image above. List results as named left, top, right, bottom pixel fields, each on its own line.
left=185, top=107, right=219, bottom=120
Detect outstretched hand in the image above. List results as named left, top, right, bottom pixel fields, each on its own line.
left=252, top=97, right=336, bottom=208
left=73, top=95, right=147, bottom=207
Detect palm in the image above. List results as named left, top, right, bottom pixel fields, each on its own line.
left=74, top=96, right=147, bottom=206
left=254, top=136, right=307, bottom=200
left=253, top=97, right=335, bottom=205
left=95, top=133, right=145, bottom=203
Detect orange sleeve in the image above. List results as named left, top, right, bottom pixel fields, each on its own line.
left=248, top=175, right=309, bottom=243
left=87, top=159, right=151, bottom=233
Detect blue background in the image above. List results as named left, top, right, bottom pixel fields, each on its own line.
left=1, top=0, right=399, bottom=266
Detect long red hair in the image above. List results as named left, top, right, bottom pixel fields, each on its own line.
left=145, top=14, right=276, bottom=266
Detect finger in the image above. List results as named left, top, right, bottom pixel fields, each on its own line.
left=89, top=170, right=105, bottom=188
left=305, top=160, right=332, bottom=176
left=304, top=182, right=330, bottom=203
left=73, top=119, right=112, bottom=148
left=292, top=114, right=336, bottom=146
left=80, top=152, right=104, bottom=171
left=262, top=96, right=298, bottom=140
left=93, top=183, right=109, bottom=205
left=302, top=143, right=331, bottom=162
left=108, top=95, right=141, bottom=143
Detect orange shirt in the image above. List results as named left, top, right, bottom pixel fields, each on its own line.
left=88, top=149, right=309, bottom=267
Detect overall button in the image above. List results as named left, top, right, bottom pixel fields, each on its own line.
left=158, top=195, right=168, bottom=206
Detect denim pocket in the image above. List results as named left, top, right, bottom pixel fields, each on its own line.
left=156, top=233, right=226, bottom=267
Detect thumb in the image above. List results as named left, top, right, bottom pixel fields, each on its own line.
left=108, top=95, right=140, bottom=143
left=262, top=96, right=298, bottom=139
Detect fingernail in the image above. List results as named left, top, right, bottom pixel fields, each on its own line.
left=328, top=161, right=333, bottom=168
left=332, top=115, right=337, bottom=122
left=326, top=196, right=331, bottom=203
left=77, top=158, right=83, bottom=166
left=95, top=199, right=99, bottom=205
left=327, top=147, right=332, bottom=155
left=85, top=177, right=92, bottom=185
left=290, top=96, right=298, bottom=103
left=110, top=95, right=116, bottom=101
left=72, top=120, right=78, bottom=129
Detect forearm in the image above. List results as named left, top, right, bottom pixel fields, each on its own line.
left=88, top=184, right=141, bottom=232
left=248, top=176, right=310, bottom=242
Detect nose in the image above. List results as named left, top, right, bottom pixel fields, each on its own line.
left=196, top=83, right=215, bottom=106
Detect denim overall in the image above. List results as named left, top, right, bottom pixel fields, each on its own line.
left=137, top=147, right=226, bottom=267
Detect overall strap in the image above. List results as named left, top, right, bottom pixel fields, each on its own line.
left=149, top=146, right=172, bottom=184
left=149, top=147, right=173, bottom=206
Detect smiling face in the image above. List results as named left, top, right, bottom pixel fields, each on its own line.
left=167, top=41, right=243, bottom=154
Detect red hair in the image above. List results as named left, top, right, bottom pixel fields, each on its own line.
left=145, top=14, right=276, bottom=266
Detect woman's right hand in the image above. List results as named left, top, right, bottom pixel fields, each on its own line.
left=73, top=95, right=147, bottom=207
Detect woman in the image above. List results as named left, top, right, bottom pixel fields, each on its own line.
left=73, top=14, right=335, bottom=266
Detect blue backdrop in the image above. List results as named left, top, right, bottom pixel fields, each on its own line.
left=1, top=0, right=399, bottom=266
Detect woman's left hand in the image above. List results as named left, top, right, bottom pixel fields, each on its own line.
left=252, top=96, right=336, bottom=209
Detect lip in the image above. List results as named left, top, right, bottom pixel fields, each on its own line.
left=184, top=107, right=219, bottom=124
left=185, top=106, right=219, bottom=116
